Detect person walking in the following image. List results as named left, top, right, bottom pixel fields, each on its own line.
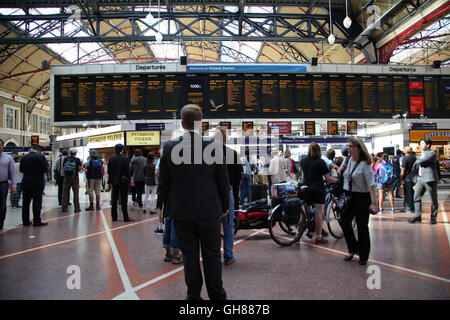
left=20, top=145, right=48, bottom=227
left=300, top=142, right=337, bottom=243
left=85, top=149, right=103, bottom=211
left=53, top=149, right=68, bottom=206
left=11, top=155, right=23, bottom=208
left=143, top=152, right=157, bottom=214
left=408, top=138, right=439, bottom=224
left=0, top=139, right=16, bottom=230
left=340, top=138, right=379, bottom=265
left=214, top=126, right=242, bottom=265
left=61, top=148, right=82, bottom=213
left=400, top=146, right=416, bottom=213
left=239, top=147, right=254, bottom=205
left=158, top=104, right=229, bottom=300
left=130, top=149, right=147, bottom=208
left=108, top=144, right=134, bottom=222
left=375, top=153, right=396, bottom=214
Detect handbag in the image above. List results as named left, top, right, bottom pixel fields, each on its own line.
left=335, top=160, right=360, bottom=214
left=331, top=157, right=350, bottom=198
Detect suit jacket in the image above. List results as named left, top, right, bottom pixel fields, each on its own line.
left=414, top=149, right=438, bottom=183
left=20, top=151, right=48, bottom=190
left=108, top=154, right=130, bottom=187
left=157, top=131, right=230, bottom=221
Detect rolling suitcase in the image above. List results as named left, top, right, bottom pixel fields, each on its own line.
left=251, top=183, right=268, bottom=201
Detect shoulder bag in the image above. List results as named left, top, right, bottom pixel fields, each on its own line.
left=335, top=160, right=360, bottom=214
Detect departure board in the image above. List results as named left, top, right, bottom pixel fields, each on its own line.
left=244, top=78, right=260, bottom=112
left=347, top=121, right=357, bottom=135
left=261, top=77, right=277, bottom=113
left=209, top=76, right=226, bottom=113
left=164, top=76, right=181, bottom=113
left=346, top=75, right=361, bottom=113
left=129, top=76, right=146, bottom=113
left=186, top=78, right=205, bottom=110
left=53, top=72, right=449, bottom=122
left=147, top=76, right=163, bottom=113
left=393, top=77, right=408, bottom=114
left=279, top=77, right=294, bottom=113
left=329, top=75, right=344, bottom=113
left=327, top=121, right=338, bottom=135
left=378, top=76, right=393, bottom=113
left=424, top=76, right=439, bottom=112
left=295, top=75, right=312, bottom=112
left=112, top=77, right=128, bottom=115
left=409, top=78, right=424, bottom=115
left=202, top=122, right=209, bottom=135
left=361, top=76, right=377, bottom=113
left=227, top=78, right=243, bottom=113
left=78, top=77, right=94, bottom=115
left=95, top=77, right=111, bottom=113
left=59, top=78, right=76, bottom=115
left=304, top=121, right=315, bottom=135
left=313, top=75, right=328, bottom=113
left=440, top=77, right=450, bottom=111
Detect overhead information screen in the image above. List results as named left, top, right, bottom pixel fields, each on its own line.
left=329, top=75, right=344, bottom=113
left=346, top=75, right=361, bottom=113
left=78, top=77, right=94, bottom=115
left=261, top=76, right=277, bottom=113
left=378, top=76, right=393, bottom=114
left=95, top=77, right=110, bottom=114
left=53, top=72, right=448, bottom=122
left=362, top=76, right=377, bottom=113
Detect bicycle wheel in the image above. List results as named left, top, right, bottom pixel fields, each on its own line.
left=326, top=200, right=344, bottom=239
left=268, top=205, right=304, bottom=246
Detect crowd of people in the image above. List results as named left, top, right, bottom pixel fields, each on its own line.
left=0, top=112, right=444, bottom=299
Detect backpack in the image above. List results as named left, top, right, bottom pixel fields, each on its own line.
left=378, top=162, right=393, bottom=184
left=63, top=157, right=77, bottom=178
left=87, top=158, right=103, bottom=180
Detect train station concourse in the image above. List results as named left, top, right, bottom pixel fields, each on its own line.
left=0, top=0, right=449, bottom=304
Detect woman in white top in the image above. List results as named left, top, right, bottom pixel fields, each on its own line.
left=339, top=138, right=379, bottom=265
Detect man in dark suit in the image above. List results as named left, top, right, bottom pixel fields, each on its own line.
left=20, top=145, right=48, bottom=226
left=108, top=144, right=134, bottom=222
left=409, top=138, right=439, bottom=224
left=158, top=104, right=230, bottom=300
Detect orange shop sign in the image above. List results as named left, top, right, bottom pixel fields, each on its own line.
left=409, top=130, right=450, bottom=142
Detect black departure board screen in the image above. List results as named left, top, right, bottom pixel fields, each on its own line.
left=295, top=75, right=312, bottom=113
left=393, top=77, right=408, bottom=114
left=244, top=77, right=260, bottom=112
left=147, top=76, right=163, bottom=113
left=346, top=75, right=361, bottom=113
left=112, top=76, right=128, bottom=115
left=129, top=76, right=146, bottom=113
left=95, top=77, right=110, bottom=114
left=304, top=121, right=315, bottom=135
left=186, top=78, right=205, bottom=110
left=209, top=76, right=226, bottom=113
left=227, top=77, right=243, bottom=113
left=53, top=72, right=449, bottom=122
left=313, top=75, right=328, bottom=113
left=361, top=76, right=377, bottom=113
left=424, top=76, right=439, bottom=112
left=279, top=77, right=294, bottom=113
left=378, top=76, right=393, bottom=114
left=59, top=77, right=76, bottom=116
left=164, top=76, right=181, bottom=113
left=261, top=77, right=277, bottom=113
left=440, top=77, right=450, bottom=111
left=329, top=75, right=344, bottom=113
left=78, top=77, right=94, bottom=115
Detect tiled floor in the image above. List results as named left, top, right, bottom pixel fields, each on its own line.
left=0, top=184, right=449, bottom=300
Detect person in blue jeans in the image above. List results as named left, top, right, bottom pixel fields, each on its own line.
left=162, top=217, right=183, bottom=265
left=240, top=147, right=253, bottom=205
left=215, top=126, right=242, bottom=265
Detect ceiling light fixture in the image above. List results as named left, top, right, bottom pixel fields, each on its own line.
left=145, top=0, right=155, bottom=25
left=343, top=0, right=352, bottom=28
left=328, top=0, right=335, bottom=45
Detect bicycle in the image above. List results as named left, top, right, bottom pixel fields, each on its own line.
left=268, top=185, right=316, bottom=246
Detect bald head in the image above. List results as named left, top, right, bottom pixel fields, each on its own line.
left=181, top=104, right=202, bottom=131
left=404, top=146, right=412, bottom=154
